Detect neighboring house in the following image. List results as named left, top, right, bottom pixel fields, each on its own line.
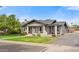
left=21, top=19, right=68, bottom=36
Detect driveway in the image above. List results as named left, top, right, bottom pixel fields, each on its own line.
left=45, top=33, right=79, bottom=52
left=0, top=41, right=47, bottom=52
left=53, top=33, right=79, bottom=47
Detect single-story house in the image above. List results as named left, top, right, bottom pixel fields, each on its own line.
left=21, top=19, right=68, bottom=36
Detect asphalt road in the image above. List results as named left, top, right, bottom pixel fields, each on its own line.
left=0, top=42, right=46, bottom=52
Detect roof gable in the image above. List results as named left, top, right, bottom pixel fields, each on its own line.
left=21, top=19, right=68, bottom=27
left=54, top=21, right=68, bottom=27
left=27, top=20, right=44, bottom=24
left=22, top=19, right=56, bottom=26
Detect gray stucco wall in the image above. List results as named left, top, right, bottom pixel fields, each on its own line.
left=21, top=21, right=68, bottom=36
left=27, top=22, right=43, bottom=26
left=62, top=25, right=68, bottom=34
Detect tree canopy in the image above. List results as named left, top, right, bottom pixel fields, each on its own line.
left=0, top=14, right=21, bottom=34
left=72, top=25, right=79, bottom=28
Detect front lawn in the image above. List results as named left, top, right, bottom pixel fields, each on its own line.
left=0, top=34, right=24, bottom=39
left=0, top=35, right=57, bottom=43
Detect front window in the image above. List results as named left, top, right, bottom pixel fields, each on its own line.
left=29, top=27, right=32, bottom=33
left=35, top=26, right=42, bottom=33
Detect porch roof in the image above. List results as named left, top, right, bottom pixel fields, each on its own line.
left=22, top=19, right=68, bottom=27
left=22, top=19, right=56, bottom=26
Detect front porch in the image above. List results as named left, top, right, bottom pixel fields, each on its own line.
left=28, top=26, right=43, bottom=34
left=25, top=25, right=63, bottom=36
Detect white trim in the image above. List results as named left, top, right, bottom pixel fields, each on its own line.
left=27, top=26, right=29, bottom=34
left=43, top=25, right=47, bottom=35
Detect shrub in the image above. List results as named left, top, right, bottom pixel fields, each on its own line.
left=52, top=34, right=56, bottom=37
left=21, top=32, right=27, bottom=35
left=37, top=33, right=41, bottom=37
left=32, top=34, right=36, bottom=36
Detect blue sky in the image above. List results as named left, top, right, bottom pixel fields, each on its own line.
left=0, top=6, right=79, bottom=25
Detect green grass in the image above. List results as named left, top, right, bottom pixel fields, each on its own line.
left=0, top=34, right=24, bottom=39
left=0, top=34, right=57, bottom=43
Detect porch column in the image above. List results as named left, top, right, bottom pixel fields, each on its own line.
left=43, top=25, right=47, bottom=35
left=26, top=26, right=29, bottom=34
left=51, top=26, right=52, bottom=34
left=54, top=25, right=57, bottom=36
left=60, top=26, right=63, bottom=35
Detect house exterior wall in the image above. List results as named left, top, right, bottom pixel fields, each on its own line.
left=60, top=25, right=68, bottom=35
left=21, top=21, right=68, bottom=36
left=27, top=22, right=43, bottom=26
left=21, top=27, right=27, bottom=32
left=45, top=26, right=55, bottom=34
left=45, top=26, right=49, bottom=34
left=62, top=25, right=66, bottom=34
left=22, top=22, right=44, bottom=33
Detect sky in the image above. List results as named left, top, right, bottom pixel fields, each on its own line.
left=0, top=6, right=79, bottom=25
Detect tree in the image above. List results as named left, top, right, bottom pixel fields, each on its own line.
left=7, top=14, right=21, bottom=34
left=0, top=14, right=7, bottom=30
left=0, top=14, right=21, bottom=34
left=72, top=25, right=79, bottom=28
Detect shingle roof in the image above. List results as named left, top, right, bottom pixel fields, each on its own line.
left=22, top=19, right=56, bottom=26
left=54, top=21, right=66, bottom=25
left=22, top=19, right=67, bottom=27
left=21, top=21, right=29, bottom=26
left=53, top=21, right=68, bottom=27
left=37, top=19, right=56, bottom=24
